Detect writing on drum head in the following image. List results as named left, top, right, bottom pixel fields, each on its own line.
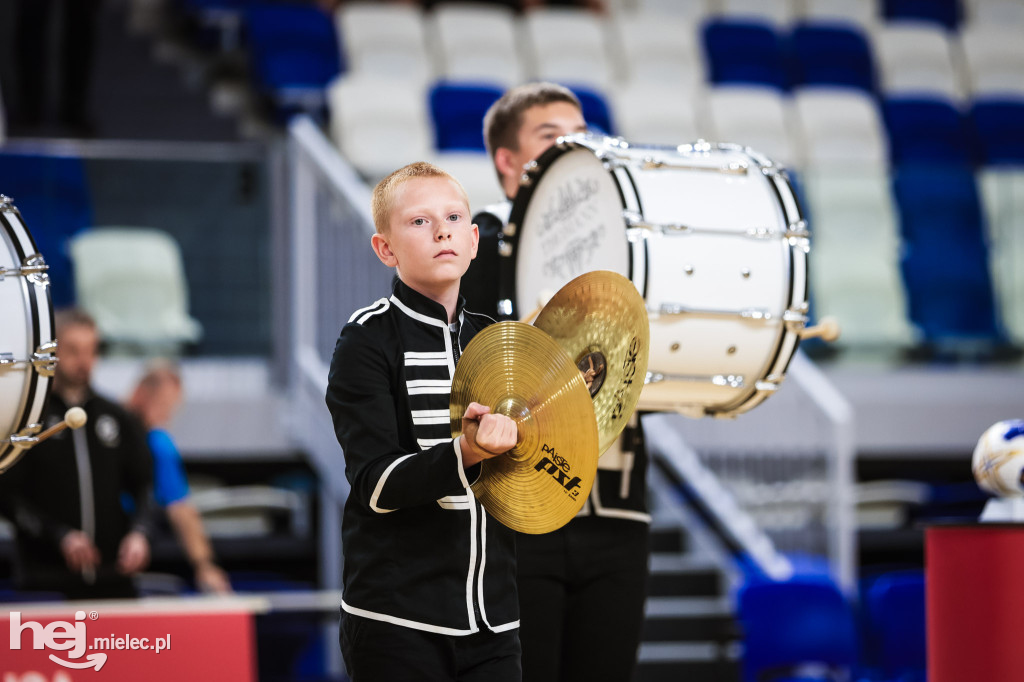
left=537, top=178, right=599, bottom=237
left=536, top=178, right=606, bottom=280
left=610, top=337, right=641, bottom=420
left=534, top=444, right=583, bottom=498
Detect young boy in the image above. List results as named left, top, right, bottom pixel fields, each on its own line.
left=463, top=83, right=652, bottom=682
left=326, top=162, right=521, bottom=681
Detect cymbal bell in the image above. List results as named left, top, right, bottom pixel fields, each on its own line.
left=533, top=271, right=650, bottom=457
left=450, top=321, right=598, bottom=534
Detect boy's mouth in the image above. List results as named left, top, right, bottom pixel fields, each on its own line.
left=435, top=249, right=457, bottom=258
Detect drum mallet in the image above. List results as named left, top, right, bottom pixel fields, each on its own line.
left=799, top=316, right=841, bottom=343
left=33, top=407, right=88, bottom=445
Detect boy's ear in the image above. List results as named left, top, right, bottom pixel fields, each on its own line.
left=493, top=147, right=517, bottom=185
left=469, top=222, right=479, bottom=259
left=371, top=232, right=398, bottom=268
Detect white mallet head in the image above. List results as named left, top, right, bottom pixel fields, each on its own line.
left=65, top=407, right=88, bottom=430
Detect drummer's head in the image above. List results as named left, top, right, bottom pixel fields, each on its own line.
left=53, top=308, right=100, bottom=394
left=484, top=82, right=587, bottom=200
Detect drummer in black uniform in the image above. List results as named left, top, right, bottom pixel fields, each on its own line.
left=0, top=308, right=155, bottom=599
left=462, top=82, right=652, bottom=682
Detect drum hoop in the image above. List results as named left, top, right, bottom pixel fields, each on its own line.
left=503, top=134, right=629, bottom=320
left=0, top=205, right=55, bottom=472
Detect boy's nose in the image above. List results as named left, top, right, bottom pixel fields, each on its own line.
left=435, top=226, right=452, bottom=241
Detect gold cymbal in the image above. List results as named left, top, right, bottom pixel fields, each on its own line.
left=533, top=271, right=650, bottom=457
left=450, top=321, right=598, bottom=534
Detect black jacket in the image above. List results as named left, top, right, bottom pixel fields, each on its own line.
left=0, top=389, right=154, bottom=593
left=326, top=279, right=519, bottom=635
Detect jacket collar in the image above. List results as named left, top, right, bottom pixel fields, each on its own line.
left=391, top=278, right=465, bottom=327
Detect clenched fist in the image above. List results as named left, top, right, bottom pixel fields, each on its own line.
left=460, top=402, right=518, bottom=467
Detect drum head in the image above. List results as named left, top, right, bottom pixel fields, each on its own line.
left=506, top=141, right=630, bottom=319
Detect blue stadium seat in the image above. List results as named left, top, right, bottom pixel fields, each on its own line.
left=572, top=87, right=615, bottom=136
left=883, top=97, right=974, bottom=165
left=0, top=152, right=92, bottom=307
left=971, top=98, right=1024, bottom=166
left=790, top=24, right=875, bottom=93
left=865, top=571, right=926, bottom=682
left=429, top=82, right=504, bottom=152
left=703, top=20, right=789, bottom=91
left=244, top=3, right=342, bottom=120
left=737, top=577, right=859, bottom=682
left=892, top=163, right=1001, bottom=343
left=883, top=0, right=961, bottom=30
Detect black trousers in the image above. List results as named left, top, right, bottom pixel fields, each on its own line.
left=516, top=515, right=650, bottom=682
left=339, top=611, right=522, bottom=682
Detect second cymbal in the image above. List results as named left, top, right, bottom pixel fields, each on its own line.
left=533, top=271, right=650, bottom=457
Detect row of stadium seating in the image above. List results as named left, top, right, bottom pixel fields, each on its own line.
left=178, top=1, right=1024, bottom=120
left=332, top=3, right=1024, bottom=97
left=165, top=0, right=1024, bottom=355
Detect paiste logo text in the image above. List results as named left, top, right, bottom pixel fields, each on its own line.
left=534, top=445, right=583, bottom=498
left=9, top=610, right=171, bottom=672
left=610, top=336, right=640, bottom=420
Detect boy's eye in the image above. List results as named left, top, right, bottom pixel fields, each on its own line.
left=412, top=218, right=427, bottom=226
left=447, top=213, right=461, bottom=222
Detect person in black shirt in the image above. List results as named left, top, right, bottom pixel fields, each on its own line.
left=0, top=308, right=154, bottom=599
left=464, top=82, right=652, bottom=682
left=326, top=162, right=521, bottom=681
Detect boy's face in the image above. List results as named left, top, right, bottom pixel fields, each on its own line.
left=371, top=177, right=479, bottom=297
left=499, top=101, right=587, bottom=197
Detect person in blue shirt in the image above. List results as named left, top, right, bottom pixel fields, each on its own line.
left=127, top=361, right=232, bottom=594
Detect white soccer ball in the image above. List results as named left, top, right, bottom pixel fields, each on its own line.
left=972, top=420, right=1024, bottom=497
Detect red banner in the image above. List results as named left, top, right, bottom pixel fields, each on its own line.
left=2, top=602, right=256, bottom=681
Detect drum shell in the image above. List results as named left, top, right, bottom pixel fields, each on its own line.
left=0, top=203, right=55, bottom=472
left=504, top=136, right=808, bottom=417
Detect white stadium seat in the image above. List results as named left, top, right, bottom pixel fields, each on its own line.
left=327, top=75, right=433, bottom=182
left=959, top=25, right=1024, bottom=97
left=961, top=0, right=1024, bottom=26
left=521, top=7, right=616, bottom=91
left=610, top=82, right=706, bottom=146
left=69, top=228, right=204, bottom=350
left=792, top=87, right=888, bottom=168
left=979, top=169, right=1024, bottom=345
left=803, top=169, right=916, bottom=347
left=871, top=22, right=965, bottom=100
left=612, top=12, right=705, bottom=88
left=431, top=3, right=524, bottom=88
left=635, top=0, right=714, bottom=21
left=718, top=0, right=797, bottom=27
left=798, top=0, right=880, bottom=30
left=335, top=2, right=433, bottom=84
left=704, top=85, right=798, bottom=168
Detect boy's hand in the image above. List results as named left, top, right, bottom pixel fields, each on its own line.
left=460, top=402, right=518, bottom=468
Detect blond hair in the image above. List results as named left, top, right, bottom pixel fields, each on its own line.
left=371, top=161, right=470, bottom=235
left=483, top=82, right=582, bottom=162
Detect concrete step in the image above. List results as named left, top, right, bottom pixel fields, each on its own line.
left=635, top=642, right=740, bottom=682
left=648, top=552, right=724, bottom=598
left=643, top=597, right=739, bottom=643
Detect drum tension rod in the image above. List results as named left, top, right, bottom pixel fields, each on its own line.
left=0, top=342, right=58, bottom=377
left=0, top=256, right=49, bottom=281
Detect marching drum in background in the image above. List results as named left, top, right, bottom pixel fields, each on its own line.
left=501, top=134, right=813, bottom=418
left=0, top=195, right=57, bottom=473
